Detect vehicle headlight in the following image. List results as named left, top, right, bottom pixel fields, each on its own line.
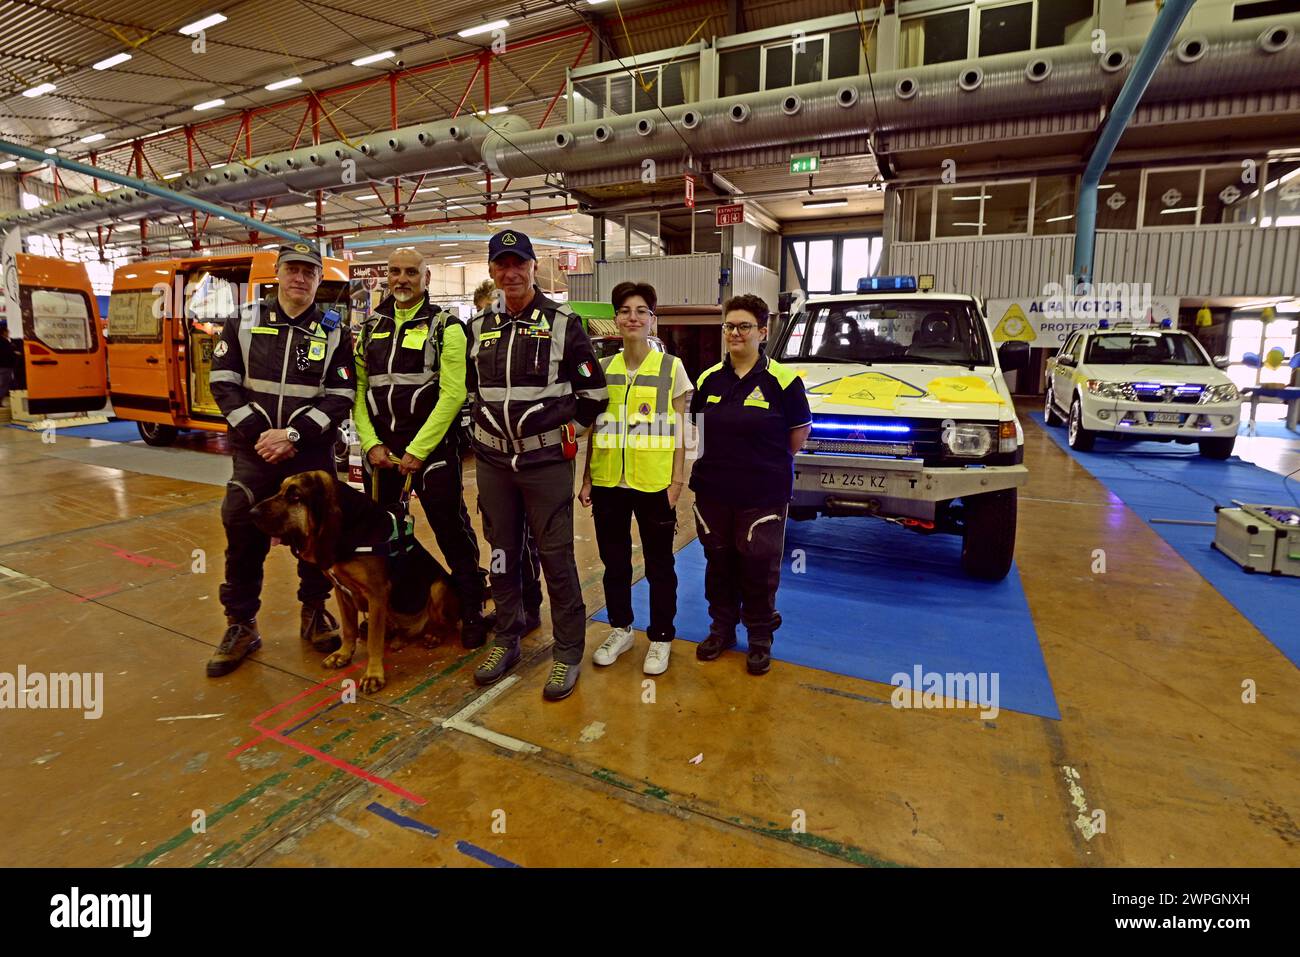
left=943, top=423, right=994, bottom=458
left=1086, top=379, right=1131, bottom=399
left=1199, top=383, right=1240, bottom=404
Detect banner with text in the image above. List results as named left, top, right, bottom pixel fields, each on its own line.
left=986, top=294, right=1180, bottom=349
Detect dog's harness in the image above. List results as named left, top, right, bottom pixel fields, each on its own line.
left=352, top=452, right=418, bottom=559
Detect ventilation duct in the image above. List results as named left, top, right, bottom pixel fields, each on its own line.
left=481, top=17, right=1300, bottom=177
left=3, top=115, right=529, bottom=235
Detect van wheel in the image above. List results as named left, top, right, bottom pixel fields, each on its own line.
left=960, top=488, right=1017, bottom=582
left=1068, top=397, right=1095, bottom=451
left=1198, top=436, right=1235, bottom=459
left=138, top=422, right=178, bottom=446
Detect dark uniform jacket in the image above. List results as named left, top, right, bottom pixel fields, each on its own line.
left=466, top=288, right=607, bottom=470
left=354, top=292, right=465, bottom=457
left=209, top=295, right=354, bottom=452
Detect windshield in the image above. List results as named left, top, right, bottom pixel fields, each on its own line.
left=1084, top=332, right=1207, bottom=366
left=778, top=299, right=991, bottom=365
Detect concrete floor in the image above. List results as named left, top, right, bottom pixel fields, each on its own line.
left=1, top=406, right=1297, bottom=867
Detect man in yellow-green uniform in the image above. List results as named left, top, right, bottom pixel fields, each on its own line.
left=353, top=247, right=490, bottom=646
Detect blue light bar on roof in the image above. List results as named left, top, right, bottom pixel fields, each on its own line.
left=1098, top=319, right=1110, bottom=330
left=1160, top=318, right=1173, bottom=329
left=858, top=275, right=917, bottom=293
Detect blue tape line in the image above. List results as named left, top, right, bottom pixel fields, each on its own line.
left=366, top=802, right=441, bottom=838
left=283, top=698, right=344, bottom=735
left=455, top=840, right=521, bottom=868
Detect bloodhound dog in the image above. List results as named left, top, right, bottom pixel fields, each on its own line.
left=251, top=469, right=460, bottom=693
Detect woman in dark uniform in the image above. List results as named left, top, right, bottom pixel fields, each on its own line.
left=688, top=294, right=812, bottom=675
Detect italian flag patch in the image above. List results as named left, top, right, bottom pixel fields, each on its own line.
left=577, top=361, right=593, bottom=377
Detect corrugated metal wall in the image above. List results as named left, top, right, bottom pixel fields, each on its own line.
left=567, top=273, right=595, bottom=301
left=732, top=256, right=781, bottom=309
left=889, top=236, right=1074, bottom=298
left=1094, top=228, right=1300, bottom=298
left=890, top=227, right=1300, bottom=298
left=594, top=253, right=721, bottom=306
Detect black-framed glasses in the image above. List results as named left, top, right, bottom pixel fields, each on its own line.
left=723, top=321, right=758, bottom=335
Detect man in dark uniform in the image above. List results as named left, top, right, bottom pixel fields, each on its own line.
left=467, top=229, right=607, bottom=700
left=206, top=243, right=355, bottom=676
left=353, top=247, right=491, bottom=646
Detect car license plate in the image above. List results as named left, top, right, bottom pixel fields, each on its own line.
left=1151, top=412, right=1181, bottom=423
left=817, top=469, right=890, bottom=491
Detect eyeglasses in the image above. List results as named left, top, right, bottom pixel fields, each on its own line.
left=616, top=307, right=654, bottom=318
left=723, top=322, right=758, bottom=335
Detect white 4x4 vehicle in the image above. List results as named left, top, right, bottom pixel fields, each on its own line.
left=1044, top=321, right=1241, bottom=459
left=772, top=277, right=1030, bottom=581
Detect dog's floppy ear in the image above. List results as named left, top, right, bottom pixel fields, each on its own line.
left=302, top=470, right=343, bottom=567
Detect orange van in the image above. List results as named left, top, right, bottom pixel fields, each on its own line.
left=106, top=251, right=349, bottom=445
left=11, top=253, right=108, bottom=415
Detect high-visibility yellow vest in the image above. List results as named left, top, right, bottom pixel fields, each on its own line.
left=590, top=348, right=679, bottom=492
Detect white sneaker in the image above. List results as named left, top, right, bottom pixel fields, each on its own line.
left=593, top=626, right=635, bottom=666
left=643, top=641, right=671, bottom=675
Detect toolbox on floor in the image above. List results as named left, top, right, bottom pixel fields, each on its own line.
left=1212, top=502, right=1300, bottom=576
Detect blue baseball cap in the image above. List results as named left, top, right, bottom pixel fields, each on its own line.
left=488, top=228, right=536, bottom=263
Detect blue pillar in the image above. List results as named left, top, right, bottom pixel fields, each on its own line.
left=1072, top=0, right=1197, bottom=291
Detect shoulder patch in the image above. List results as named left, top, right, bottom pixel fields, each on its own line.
left=213, top=340, right=228, bottom=358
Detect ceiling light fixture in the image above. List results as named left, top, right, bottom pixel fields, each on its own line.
left=265, top=77, right=302, bottom=91
left=802, top=198, right=848, bottom=209
left=351, top=51, right=395, bottom=67
left=163, top=172, right=184, bottom=180
left=1044, top=214, right=1074, bottom=223
left=458, top=20, right=509, bottom=38
left=80, top=133, right=106, bottom=144
left=194, top=98, right=226, bottom=111
left=93, top=52, right=132, bottom=71
left=0, top=161, right=16, bottom=170
left=180, top=13, right=227, bottom=36
left=22, top=82, right=57, bottom=98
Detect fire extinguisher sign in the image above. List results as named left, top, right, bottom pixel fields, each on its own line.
left=684, top=174, right=695, bottom=208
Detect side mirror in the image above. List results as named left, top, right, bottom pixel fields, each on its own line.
left=998, top=340, right=1030, bottom=372
left=1056, top=353, right=1075, bottom=368
left=1213, top=355, right=1230, bottom=370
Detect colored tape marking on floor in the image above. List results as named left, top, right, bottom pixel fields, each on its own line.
left=366, top=801, right=440, bottom=838
left=455, top=840, right=521, bottom=868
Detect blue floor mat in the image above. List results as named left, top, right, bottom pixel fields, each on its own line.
left=1239, top=420, right=1299, bottom=441
left=593, top=515, right=1060, bottom=720
left=1030, top=411, right=1300, bottom=669
left=7, top=419, right=142, bottom=442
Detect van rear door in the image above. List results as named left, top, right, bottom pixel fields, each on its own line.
left=16, top=254, right=108, bottom=415
left=106, top=268, right=175, bottom=424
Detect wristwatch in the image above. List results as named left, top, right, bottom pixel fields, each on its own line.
left=285, top=426, right=301, bottom=446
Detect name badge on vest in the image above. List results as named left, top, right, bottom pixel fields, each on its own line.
left=308, top=340, right=327, bottom=362
left=401, top=326, right=428, bottom=350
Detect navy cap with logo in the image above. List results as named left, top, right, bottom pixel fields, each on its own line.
left=488, top=229, right=537, bottom=263
left=276, top=242, right=323, bottom=269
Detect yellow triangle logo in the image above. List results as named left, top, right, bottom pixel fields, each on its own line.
left=992, top=304, right=1034, bottom=343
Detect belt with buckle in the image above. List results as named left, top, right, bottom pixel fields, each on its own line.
left=473, top=422, right=564, bottom=455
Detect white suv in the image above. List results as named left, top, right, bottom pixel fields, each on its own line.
left=773, top=277, right=1030, bottom=581
left=1044, top=322, right=1240, bottom=459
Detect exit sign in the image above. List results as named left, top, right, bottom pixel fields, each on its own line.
left=790, top=153, right=821, bottom=175
left=715, top=203, right=744, bottom=227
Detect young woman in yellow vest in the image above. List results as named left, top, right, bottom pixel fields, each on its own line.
left=579, top=281, right=692, bottom=675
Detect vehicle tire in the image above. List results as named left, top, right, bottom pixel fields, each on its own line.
left=1198, top=435, right=1235, bottom=460
left=1043, top=384, right=1063, bottom=426
left=138, top=422, right=178, bottom=446
left=1067, top=397, right=1095, bottom=451
left=960, top=488, right=1017, bottom=582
